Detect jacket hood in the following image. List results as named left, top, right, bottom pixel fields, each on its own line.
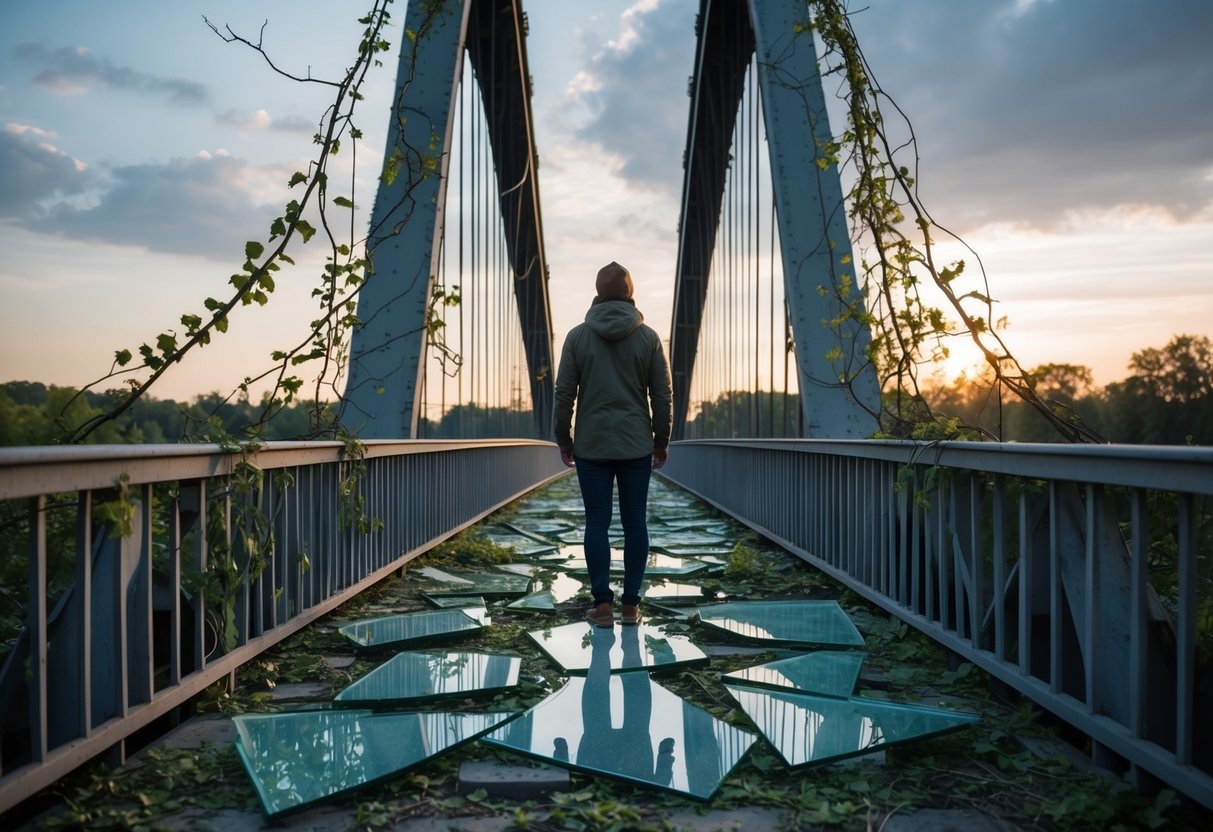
left=585, top=297, right=644, bottom=341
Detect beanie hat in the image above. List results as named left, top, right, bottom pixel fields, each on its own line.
left=595, top=261, right=634, bottom=299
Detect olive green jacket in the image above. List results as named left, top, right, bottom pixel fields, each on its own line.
left=554, top=298, right=672, bottom=459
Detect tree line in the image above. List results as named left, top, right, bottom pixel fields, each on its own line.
left=0, top=382, right=331, bottom=446
left=685, top=334, right=1213, bottom=445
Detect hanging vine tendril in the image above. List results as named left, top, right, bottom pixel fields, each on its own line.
left=808, top=0, right=1103, bottom=443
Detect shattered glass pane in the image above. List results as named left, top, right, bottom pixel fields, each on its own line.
left=415, top=570, right=532, bottom=597
left=724, top=684, right=979, bottom=768
left=695, top=600, right=865, bottom=648
left=483, top=675, right=755, bottom=801
left=338, top=609, right=484, bottom=650
left=566, top=553, right=711, bottom=577
left=334, top=650, right=521, bottom=706
left=528, top=621, right=708, bottom=673
left=537, top=572, right=584, bottom=603
left=424, top=594, right=487, bottom=609
left=722, top=651, right=865, bottom=699
left=506, top=591, right=557, bottom=611
left=234, top=709, right=515, bottom=817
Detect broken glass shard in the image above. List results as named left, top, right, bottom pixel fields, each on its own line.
left=722, top=651, right=865, bottom=699
left=483, top=674, right=755, bottom=801
left=334, top=650, right=520, bottom=706
left=424, top=594, right=487, bottom=609
left=234, top=709, right=515, bottom=818
left=415, top=570, right=532, bottom=597
left=506, top=591, right=557, bottom=611
left=723, top=684, right=979, bottom=768
left=695, top=600, right=865, bottom=648
left=338, top=609, right=484, bottom=650
left=528, top=621, right=707, bottom=674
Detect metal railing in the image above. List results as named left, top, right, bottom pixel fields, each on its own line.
left=662, top=439, right=1213, bottom=809
left=0, top=439, right=566, bottom=814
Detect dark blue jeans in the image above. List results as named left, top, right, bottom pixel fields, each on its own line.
left=574, top=455, right=651, bottom=605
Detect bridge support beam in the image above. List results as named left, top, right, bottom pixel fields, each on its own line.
left=342, top=0, right=553, bottom=439
left=671, top=0, right=880, bottom=439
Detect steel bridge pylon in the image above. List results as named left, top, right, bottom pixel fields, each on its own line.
left=671, top=0, right=881, bottom=440
left=341, top=0, right=554, bottom=440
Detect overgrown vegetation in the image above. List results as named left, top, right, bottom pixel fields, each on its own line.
left=22, top=477, right=1200, bottom=831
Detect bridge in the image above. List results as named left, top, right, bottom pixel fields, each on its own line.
left=2, top=0, right=1211, bottom=819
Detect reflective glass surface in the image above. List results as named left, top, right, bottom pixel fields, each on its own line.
left=338, top=609, right=484, bottom=650
left=528, top=621, right=708, bottom=673
left=695, top=600, right=865, bottom=648
left=416, top=570, right=532, bottom=597
left=334, top=650, right=521, bottom=706
left=722, top=651, right=865, bottom=698
left=482, top=531, right=558, bottom=556
left=506, top=591, right=557, bottom=611
left=567, top=553, right=710, bottom=577
left=424, top=594, right=487, bottom=609
left=724, top=685, right=979, bottom=768
left=495, top=563, right=544, bottom=578
left=484, top=670, right=755, bottom=800
left=234, top=709, right=515, bottom=817
left=539, top=572, right=585, bottom=603
left=412, top=566, right=475, bottom=586
left=608, top=579, right=716, bottom=604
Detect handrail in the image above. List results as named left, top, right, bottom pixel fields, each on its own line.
left=0, top=439, right=566, bottom=815
left=662, top=439, right=1213, bottom=810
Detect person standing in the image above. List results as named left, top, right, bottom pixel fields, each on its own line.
left=554, top=261, right=672, bottom=627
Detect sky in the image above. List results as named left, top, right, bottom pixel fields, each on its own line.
left=1, top=0, right=1211, bottom=405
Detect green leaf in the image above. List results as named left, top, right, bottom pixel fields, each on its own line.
left=215, top=317, right=229, bottom=334
left=294, top=220, right=316, bottom=242
left=333, top=196, right=354, bottom=208
left=114, top=349, right=132, bottom=367
left=288, top=171, right=307, bottom=187
left=244, top=241, right=264, bottom=260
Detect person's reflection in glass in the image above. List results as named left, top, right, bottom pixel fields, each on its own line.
left=571, top=625, right=675, bottom=786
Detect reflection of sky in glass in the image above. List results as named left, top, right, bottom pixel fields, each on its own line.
left=695, top=601, right=865, bottom=648
left=528, top=622, right=708, bottom=674
left=484, top=635, right=755, bottom=800
left=334, top=651, right=520, bottom=705
left=724, top=685, right=979, bottom=769
left=234, top=710, right=514, bottom=817
left=338, top=609, right=484, bottom=649
left=542, top=572, right=584, bottom=603
left=723, top=651, right=865, bottom=699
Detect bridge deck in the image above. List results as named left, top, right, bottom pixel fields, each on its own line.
left=12, top=474, right=1191, bottom=830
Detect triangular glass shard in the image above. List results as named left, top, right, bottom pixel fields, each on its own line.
left=424, top=594, right=487, bottom=609
left=695, top=600, right=865, bottom=648
left=338, top=609, right=484, bottom=650
left=723, top=685, right=980, bottom=769
left=482, top=675, right=755, bottom=801
left=506, top=591, right=557, bottom=611
left=334, top=651, right=521, bottom=706
left=722, top=651, right=865, bottom=698
left=528, top=621, right=708, bottom=674
left=416, top=570, right=532, bottom=598
left=234, top=709, right=515, bottom=818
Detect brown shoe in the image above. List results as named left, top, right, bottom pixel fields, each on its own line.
left=585, top=602, right=614, bottom=628
left=621, top=604, right=641, bottom=625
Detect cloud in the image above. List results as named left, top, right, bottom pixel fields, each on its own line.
left=845, top=0, right=1213, bottom=232
left=0, top=125, right=91, bottom=218
left=12, top=42, right=208, bottom=105
left=216, top=109, right=315, bottom=134
left=567, top=0, right=697, bottom=194
left=24, top=152, right=292, bottom=259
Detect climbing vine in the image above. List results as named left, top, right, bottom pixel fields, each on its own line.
left=804, top=0, right=1103, bottom=442
left=59, top=0, right=456, bottom=446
